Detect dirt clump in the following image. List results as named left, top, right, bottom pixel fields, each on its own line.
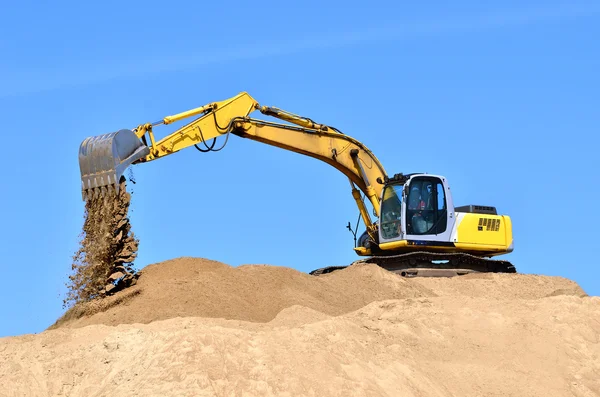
left=64, top=176, right=139, bottom=309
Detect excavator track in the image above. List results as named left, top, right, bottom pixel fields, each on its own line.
left=310, top=251, right=516, bottom=278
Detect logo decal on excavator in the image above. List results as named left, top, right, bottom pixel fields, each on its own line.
left=478, top=218, right=500, bottom=232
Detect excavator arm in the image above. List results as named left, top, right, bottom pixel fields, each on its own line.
left=79, top=92, right=388, bottom=233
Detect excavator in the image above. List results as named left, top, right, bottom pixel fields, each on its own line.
left=78, top=92, right=516, bottom=277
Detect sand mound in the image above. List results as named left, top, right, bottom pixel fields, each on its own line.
left=50, top=257, right=434, bottom=329
left=3, top=258, right=599, bottom=396
left=414, top=271, right=587, bottom=299
left=268, top=305, right=331, bottom=327
left=50, top=257, right=590, bottom=331
left=3, top=289, right=599, bottom=396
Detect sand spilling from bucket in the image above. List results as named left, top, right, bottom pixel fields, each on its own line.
left=64, top=177, right=139, bottom=308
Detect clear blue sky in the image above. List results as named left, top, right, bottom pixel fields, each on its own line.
left=0, top=1, right=598, bottom=337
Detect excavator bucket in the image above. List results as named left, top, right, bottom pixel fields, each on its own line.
left=78, top=129, right=150, bottom=201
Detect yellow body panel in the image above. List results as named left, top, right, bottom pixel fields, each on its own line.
left=455, top=213, right=512, bottom=254
left=367, top=213, right=513, bottom=258
left=379, top=240, right=409, bottom=250
left=353, top=246, right=371, bottom=256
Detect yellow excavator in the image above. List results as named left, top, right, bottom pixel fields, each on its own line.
left=78, top=92, right=515, bottom=277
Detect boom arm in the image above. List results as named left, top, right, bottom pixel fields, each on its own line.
left=79, top=92, right=389, bottom=232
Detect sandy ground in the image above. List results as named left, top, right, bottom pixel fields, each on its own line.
left=1, top=258, right=599, bottom=396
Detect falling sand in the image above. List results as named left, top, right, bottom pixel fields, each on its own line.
left=64, top=176, right=139, bottom=307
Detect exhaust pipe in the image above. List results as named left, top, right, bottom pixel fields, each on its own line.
left=78, top=129, right=150, bottom=200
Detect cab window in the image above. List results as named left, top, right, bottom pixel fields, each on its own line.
left=406, top=178, right=447, bottom=235
left=380, top=185, right=403, bottom=239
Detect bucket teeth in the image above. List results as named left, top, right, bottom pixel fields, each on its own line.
left=82, top=184, right=119, bottom=201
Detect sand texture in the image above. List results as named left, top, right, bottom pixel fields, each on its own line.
left=2, top=257, right=599, bottom=396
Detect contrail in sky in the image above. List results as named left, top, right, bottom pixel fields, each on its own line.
left=1, top=4, right=598, bottom=98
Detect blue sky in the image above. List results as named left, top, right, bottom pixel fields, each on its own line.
left=0, top=1, right=598, bottom=337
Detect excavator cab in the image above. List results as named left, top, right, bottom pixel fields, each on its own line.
left=377, top=174, right=455, bottom=246
left=348, top=173, right=515, bottom=277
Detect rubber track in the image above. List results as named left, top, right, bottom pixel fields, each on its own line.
left=309, top=251, right=516, bottom=276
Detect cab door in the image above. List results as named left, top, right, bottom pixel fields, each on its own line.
left=403, top=176, right=455, bottom=243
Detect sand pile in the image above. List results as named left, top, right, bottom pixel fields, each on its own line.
left=51, top=257, right=434, bottom=329
left=2, top=258, right=598, bottom=396
left=413, top=270, right=588, bottom=300
left=51, top=257, right=589, bottom=331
